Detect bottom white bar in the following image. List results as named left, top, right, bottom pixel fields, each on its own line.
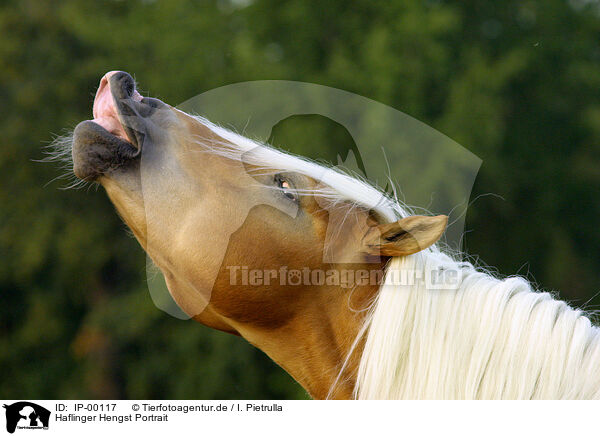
left=0, top=400, right=595, bottom=436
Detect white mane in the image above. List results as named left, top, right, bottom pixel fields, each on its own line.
left=193, top=116, right=408, bottom=222
left=197, top=116, right=600, bottom=400
left=356, top=254, right=600, bottom=399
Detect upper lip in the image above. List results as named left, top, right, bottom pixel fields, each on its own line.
left=92, top=71, right=163, bottom=150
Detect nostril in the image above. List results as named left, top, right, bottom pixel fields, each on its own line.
left=109, top=71, right=135, bottom=99
left=124, top=78, right=134, bottom=97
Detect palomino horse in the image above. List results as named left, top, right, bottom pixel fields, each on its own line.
left=56, top=71, right=600, bottom=399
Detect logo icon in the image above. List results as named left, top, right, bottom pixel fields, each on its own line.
left=3, top=402, right=50, bottom=434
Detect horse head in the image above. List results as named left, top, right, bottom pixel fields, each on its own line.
left=67, top=71, right=447, bottom=398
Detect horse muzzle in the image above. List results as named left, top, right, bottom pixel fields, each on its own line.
left=72, top=71, right=167, bottom=180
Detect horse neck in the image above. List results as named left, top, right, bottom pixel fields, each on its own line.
left=230, top=275, right=382, bottom=400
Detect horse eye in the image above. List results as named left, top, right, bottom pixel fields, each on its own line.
left=276, top=176, right=297, bottom=202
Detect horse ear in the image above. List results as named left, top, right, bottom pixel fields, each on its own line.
left=362, top=215, right=447, bottom=257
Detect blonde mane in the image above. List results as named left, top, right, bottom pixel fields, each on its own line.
left=356, top=254, right=600, bottom=399
left=198, top=116, right=600, bottom=400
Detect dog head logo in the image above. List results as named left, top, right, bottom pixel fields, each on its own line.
left=3, top=402, right=50, bottom=433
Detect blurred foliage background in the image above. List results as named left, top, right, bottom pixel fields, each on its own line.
left=1, top=0, right=599, bottom=399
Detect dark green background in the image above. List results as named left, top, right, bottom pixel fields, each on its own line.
left=1, top=0, right=599, bottom=399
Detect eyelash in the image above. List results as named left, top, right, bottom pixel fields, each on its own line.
left=275, top=175, right=297, bottom=202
